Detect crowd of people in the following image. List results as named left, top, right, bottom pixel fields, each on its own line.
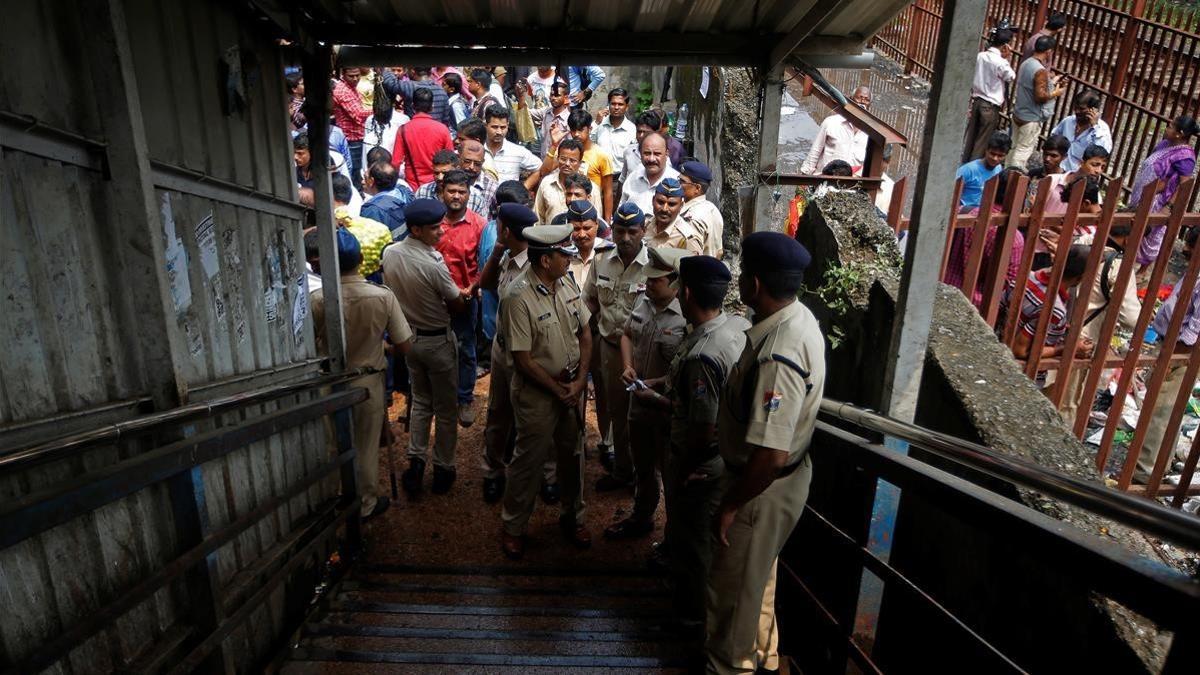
left=948, top=12, right=1199, bottom=484
left=290, top=63, right=821, bottom=673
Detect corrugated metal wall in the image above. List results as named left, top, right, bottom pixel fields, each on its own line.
left=0, top=0, right=337, bottom=672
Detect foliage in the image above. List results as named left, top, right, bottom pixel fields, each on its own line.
left=634, top=83, right=654, bottom=115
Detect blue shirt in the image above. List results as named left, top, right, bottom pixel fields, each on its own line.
left=956, top=159, right=1004, bottom=208
left=568, top=66, right=606, bottom=99
left=1049, top=116, right=1113, bottom=172
left=328, top=126, right=352, bottom=167
left=381, top=72, right=455, bottom=130
left=479, top=219, right=500, bottom=340
left=361, top=185, right=415, bottom=240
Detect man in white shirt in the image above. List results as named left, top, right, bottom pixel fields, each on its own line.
left=619, top=133, right=681, bottom=214
left=801, top=87, right=871, bottom=175
left=591, top=88, right=639, bottom=179
left=483, top=105, right=543, bottom=183
left=963, top=28, right=1016, bottom=163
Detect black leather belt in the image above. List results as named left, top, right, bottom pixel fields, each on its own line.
left=725, top=456, right=806, bottom=478
left=415, top=326, right=450, bottom=337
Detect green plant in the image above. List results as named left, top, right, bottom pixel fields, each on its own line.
left=634, top=83, right=654, bottom=114
left=803, top=263, right=869, bottom=349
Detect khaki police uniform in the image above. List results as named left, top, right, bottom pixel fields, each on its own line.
left=706, top=300, right=825, bottom=674
left=482, top=248, right=530, bottom=479
left=571, top=239, right=616, bottom=452
left=381, top=237, right=461, bottom=469
left=499, top=267, right=591, bottom=536
left=311, top=274, right=413, bottom=515
left=680, top=197, right=725, bottom=259
left=648, top=216, right=706, bottom=254
left=663, top=311, right=749, bottom=623
left=624, top=294, right=687, bottom=521
left=583, top=245, right=650, bottom=482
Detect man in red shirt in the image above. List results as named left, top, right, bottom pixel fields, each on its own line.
left=437, top=169, right=487, bottom=426
left=331, top=68, right=372, bottom=191
left=393, top=87, right=454, bottom=191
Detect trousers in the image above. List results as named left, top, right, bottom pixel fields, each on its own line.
left=1137, top=352, right=1190, bottom=477
left=601, top=338, right=633, bottom=480
left=664, top=456, right=722, bottom=623
left=405, top=331, right=459, bottom=468
left=705, top=457, right=812, bottom=674
left=350, top=372, right=386, bottom=514
left=962, top=97, right=1001, bottom=163
left=451, top=297, right=478, bottom=404
left=483, top=341, right=557, bottom=483
left=1007, top=119, right=1042, bottom=170
left=630, top=411, right=670, bottom=521
left=501, top=376, right=585, bottom=536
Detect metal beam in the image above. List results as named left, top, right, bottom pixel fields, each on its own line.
left=880, top=0, right=988, bottom=422
left=753, top=65, right=786, bottom=233
left=150, top=160, right=306, bottom=219
left=335, top=46, right=761, bottom=68
left=80, top=0, right=190, bottom=410
left=320, top=24, right=759, bottom=54
left=767, top=0, right=845, bottom=72
left=0, top=112, right=106, bottom=171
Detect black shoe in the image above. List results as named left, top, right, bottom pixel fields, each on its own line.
left=604, top=516, right=654, bottom=540
left=363, top=495, right=391, bottom=520
left=647, top=540, right=670, bottom=572
left=595, top=474, right=633, bottom=492
left=401, top=458, right=425, bottom=496
left=483, top=476, right=505, bottom=503
left=432, top=466, right=457, bottom=494
left=541, top=482, right=560, bottom=504
left=598, top=444, right=615, bottom=472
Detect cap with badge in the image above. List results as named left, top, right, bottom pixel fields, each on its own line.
left=645, top=246, right=694, bottom=279
left=741, top=231, right=811, bottom=279
left=404, top=198, right=447, bottom=228
left=336, top=227, right=363, bottom=271
left=654, top=177, right=684, bottom=198
left=524, top=224, right=578, bottom=256
left=680, top=161, right=713, bottom=186
left=613, top=202, right=645, bottom=228
left=498, top=203, right=537, bottom=228
left=565, top=200, right=598, bottom=222
left=549, top=212, right=570, bottom=225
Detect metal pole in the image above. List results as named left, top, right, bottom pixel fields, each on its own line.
left=753, top=64, right=785, bottom=233
left=880, top=0, right=988, bottom=422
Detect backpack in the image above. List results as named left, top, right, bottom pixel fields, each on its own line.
left=1083, top=249, right=1120, bottom=326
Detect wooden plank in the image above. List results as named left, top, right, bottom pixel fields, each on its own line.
left=158, top=0, right=208, bottom=171
left=183, top=0, right=232, bottom=181
left=122, top=0, right=181, bottom=166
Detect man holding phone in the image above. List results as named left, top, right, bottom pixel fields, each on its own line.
left=1050, top=89, right=1114, bottom=172
left=1009, top=36, right=1065, bottom=170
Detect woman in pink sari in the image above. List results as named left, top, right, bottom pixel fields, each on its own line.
left=1131, top=115, right=1198, bottom=266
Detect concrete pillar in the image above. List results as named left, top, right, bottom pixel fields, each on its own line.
left=880, top=0, right=988, bottom=422
left=752, top=64, right=785, bottom=233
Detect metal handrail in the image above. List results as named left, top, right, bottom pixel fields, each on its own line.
left=820, top=399, right=1200, bottom=551
left=0, top=367, right=376, bottom=474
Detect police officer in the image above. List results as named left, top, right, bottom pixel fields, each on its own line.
left=477, top=202, right=536, bottom=503
left=381, top=199, right=468, bottom=496
left=584, top=202, right=649, bottom=491
left=499, top=225, right=593, bottom=559
left=706, top=232, right=824, bottom=674
left=678, top=161, right=725, bottom=258
left=648, top=177, right=705, bottom=254
left=604, top=246, right=690, bottom=540
left=311, top=229, right=414, bottom=519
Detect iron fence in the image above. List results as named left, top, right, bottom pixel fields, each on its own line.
left=871, top=0, right=1200, bottom=210
left=891, top=173, right=1200, bottom=507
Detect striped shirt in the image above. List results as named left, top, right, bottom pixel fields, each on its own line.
left=1000, top=269, right=1069, bottom=344
left=414, top=176, right=497, bottom=217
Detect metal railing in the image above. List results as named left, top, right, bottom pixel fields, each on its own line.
left=0, top=371, right=367, bottom=674
left=871, top=0, right=1200, bottom=210
left=778, top=399, right=1200, bottom=673
left=885, top=172, right=1200, bottom=505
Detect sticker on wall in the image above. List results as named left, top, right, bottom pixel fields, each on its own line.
left=196, top=213, right=219, bottom=279
left=265, top=286, right=278, bottom=323
left=292, top=275, right=308, bottom=338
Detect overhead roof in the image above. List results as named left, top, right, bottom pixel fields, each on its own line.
left=247, top=0, right=913, bottom=68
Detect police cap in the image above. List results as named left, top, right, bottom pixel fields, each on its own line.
left=680, top=161, right=713, bottom=185
left=612, top=202, right=646, bottom=228
left=549, top=212, right=570, bottom=225
left=655, top=177, right=684, bottom=198
left=566, top=200, right=598, bottom=222
left=741, top=231, right=811, bottom=275
left=678, top=255, right=731, bottom=289
left=498, top=203, right=537, bottom=228
left=524, top=224, right=578, bottom=255
left=645, top=246, right=693, bottom=279
left=336, top=228, right=363, bottom=271
left=404, top=198, right=447, bottom=228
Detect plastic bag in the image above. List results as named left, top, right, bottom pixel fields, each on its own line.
left=513, top=102, right=537, bottom=143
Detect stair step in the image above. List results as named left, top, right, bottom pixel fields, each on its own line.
left=344, top=575, right=670, bottom=599
left=304, top=621, right=690, bottom=644
left=328, top=599, right=670, bottom=619
left=286, top=646, right=687, bottom=669
left=337, top=588, right=668, bottom=611
left=280, top=660, right=685, bottom=674
left=324, top=609, right=664, bottom=633
left=299, top=634, right=686, bottom=658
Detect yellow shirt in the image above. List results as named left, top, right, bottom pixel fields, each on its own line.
left=581, top=145, right=614, bottom=191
